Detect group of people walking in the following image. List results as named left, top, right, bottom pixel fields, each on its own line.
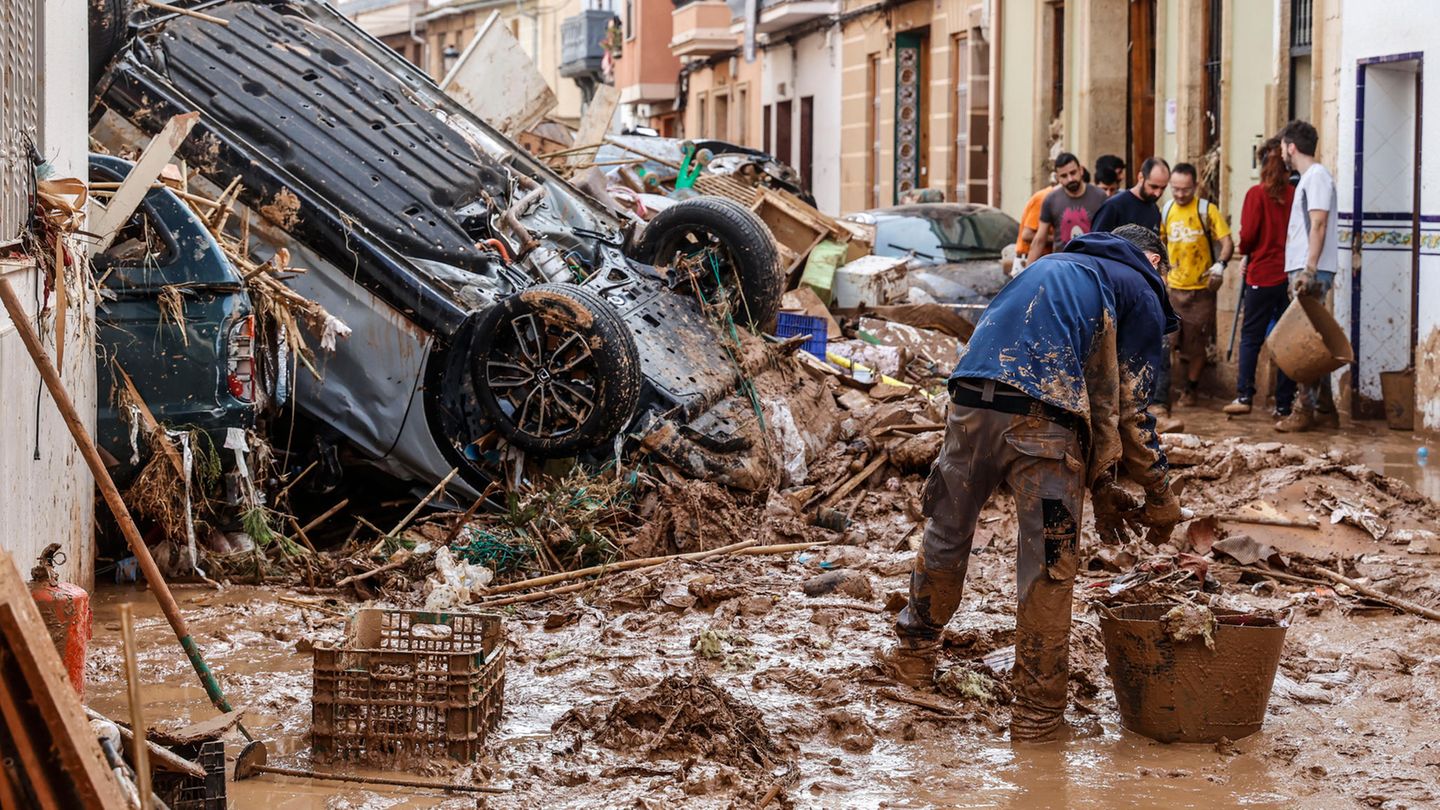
left=1011, top=119, right=1342, bottom=434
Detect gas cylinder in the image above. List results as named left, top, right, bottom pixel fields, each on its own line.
left=29, top=544, right=91, bottom=698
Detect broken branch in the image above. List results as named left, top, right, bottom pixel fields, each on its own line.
left=139, top=0, right=231, bottom=25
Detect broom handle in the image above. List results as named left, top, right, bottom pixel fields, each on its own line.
left=0, top=277, right=244, bottom=724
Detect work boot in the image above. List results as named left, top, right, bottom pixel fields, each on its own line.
left=1275, top=408, right=1314, bottom=433
left=1222, top=397, right=1253, bottom=415
left=1179, top=388, right=1199, bottom=407
left=1315, top=409, right=1341, bottom=429
left=876, top=638, right=941, bottom=688
left=1152, top=405, right=1185, bottom=434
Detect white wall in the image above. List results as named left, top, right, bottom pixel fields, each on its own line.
left=1330, top=0, right=1439, bottom=427
left=761, top=31, right=842, bottom=214
left=0, top=0, right=95, bottom=587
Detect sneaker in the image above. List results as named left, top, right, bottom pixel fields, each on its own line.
left=1315, top=409, right=1340, bottom=429
left=1222, top=398, right=1253, bottom=415
left=1275, top=408, right=1314, bottom=433
left=1179, top=389, right=1199, bottom=407
left=876, top=640, right=941, bottom=688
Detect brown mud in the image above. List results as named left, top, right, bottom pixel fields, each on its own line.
left=82, top=400, right=1440, bottom=809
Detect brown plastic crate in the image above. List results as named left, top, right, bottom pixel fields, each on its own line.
left=312, top=609, right=505, bottom=764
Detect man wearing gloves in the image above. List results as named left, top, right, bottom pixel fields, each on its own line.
left=1160, top=162, right=1234, bottom=407
left=883, top=225, right=1183, bottom=742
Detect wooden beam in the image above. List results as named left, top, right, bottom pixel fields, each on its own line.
left=91, top=113, right=200, bottom=252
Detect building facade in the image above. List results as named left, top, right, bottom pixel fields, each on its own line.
left=0, top=0, right=95, bottom=586
left=342, top=0, right=599, bottom=125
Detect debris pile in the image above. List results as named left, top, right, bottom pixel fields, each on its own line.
left=558, top=672, right=789, bottom=774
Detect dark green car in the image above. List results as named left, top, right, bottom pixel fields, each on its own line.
left=91, top=154, right=260, bottom=489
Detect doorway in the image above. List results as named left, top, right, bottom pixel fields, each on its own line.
left=1127, top=0, right=1156, bottom=171
left=1353, top=54, right=1424, bottom=419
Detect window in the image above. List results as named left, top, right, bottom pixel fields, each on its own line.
left=737, top=86, right=749, bottom=146
left=1289, top=0, right=1313, bottom=119
left=624, top=0, right=634, bottom=40
left=1049, top=1, right=1065, bottom=124
left=799, top=96, right=814, bottom=191
left=1127, top=0, right=1157, bottom=171
left=1203, top=0, right=1222, bottom=152
left=776, top=99, right=793, bottom=166
left=696, top=92, right=708, bottom=138
left=948, top=31, right=993, bottom=204
left=714, top=91, right=729, bottom=141
left=866, top=53, right=880, bottom=209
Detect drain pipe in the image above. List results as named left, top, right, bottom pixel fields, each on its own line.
left=409, top=3, right=428, bottom=75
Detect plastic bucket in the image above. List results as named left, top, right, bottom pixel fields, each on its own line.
left=1098, top=603, right=1290, bottom=743
left=1266, top=296, right=1354, bottom=384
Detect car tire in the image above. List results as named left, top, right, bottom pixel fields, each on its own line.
left=631, top=196, right=784, bottom=329
left=472, top=283, right=641, bottom=458
left=90, top=0, right=133, bottom=92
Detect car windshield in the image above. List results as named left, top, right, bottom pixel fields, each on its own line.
left=873, top=207, right=1017, bottom=261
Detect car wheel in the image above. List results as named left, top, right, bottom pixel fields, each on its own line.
left=632, top=197, right=784, bottom=329
left=90, top=0, right=133, bottom=92
left=472, top=283, right=641, bottom=457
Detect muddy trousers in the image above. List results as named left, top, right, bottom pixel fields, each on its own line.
left=896, top=402, right=1084, bottom=741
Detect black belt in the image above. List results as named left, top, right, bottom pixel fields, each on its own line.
left=948, top=377, right=1083, bottom=435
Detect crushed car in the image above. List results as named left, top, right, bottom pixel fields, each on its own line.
left=91, top=153, right=260, bottom=491
left=92, top=0, right=801, bottom=495
left=843, top=203, right=1018, bottom=318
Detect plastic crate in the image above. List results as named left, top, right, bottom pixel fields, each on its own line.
left=154, top=739, right=225, bottom=810
left=774, top=312, right=828, bottom=359
left=312, top=609, right=506, bottom=765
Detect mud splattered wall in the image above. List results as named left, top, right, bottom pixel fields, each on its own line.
left=1331, top=0, right=1438, bottom=429
left=0, top=0, right=95, bottom=588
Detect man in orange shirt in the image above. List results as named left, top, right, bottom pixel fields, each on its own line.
left=1013, top=178, right=1055, bottom=274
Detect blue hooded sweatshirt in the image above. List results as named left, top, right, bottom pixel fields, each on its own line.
left=950, top=231, right=1178, bottom=484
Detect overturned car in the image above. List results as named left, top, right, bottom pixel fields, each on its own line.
left=93, top=0, right=801, bottom=494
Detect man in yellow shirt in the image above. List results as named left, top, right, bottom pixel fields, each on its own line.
left=1160, top=163, right=1234, bottom=407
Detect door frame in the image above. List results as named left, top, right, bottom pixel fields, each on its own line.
left=1351, top=52, right=1424, bottom=415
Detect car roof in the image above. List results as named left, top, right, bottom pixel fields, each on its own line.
left=861, top=203, right=1008, bottom=219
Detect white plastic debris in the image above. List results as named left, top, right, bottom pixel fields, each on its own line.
left=423, top=546, right=495, bottom=611
left=764, top=398, right=808, bottom=487
left=319, top=313, right=352, bottom=351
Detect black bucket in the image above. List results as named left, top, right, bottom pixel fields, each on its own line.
left=1098, top=603, right=1290, bottom=743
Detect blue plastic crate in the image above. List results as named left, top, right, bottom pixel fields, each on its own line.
left=775, top=312, right=829, bottom=359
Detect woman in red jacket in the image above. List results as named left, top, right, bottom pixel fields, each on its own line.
left=1224, top=138, right=1298, bottom=415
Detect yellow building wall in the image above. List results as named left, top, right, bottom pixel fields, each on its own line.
left=683, top=56, right=764, bottom=146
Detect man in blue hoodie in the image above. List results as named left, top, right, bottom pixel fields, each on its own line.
left=885, top=225, right=1183, bottom=742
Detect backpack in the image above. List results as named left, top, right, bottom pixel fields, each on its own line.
left=1161, top=198, right=1216, bottom=262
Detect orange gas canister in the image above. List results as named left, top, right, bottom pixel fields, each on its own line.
left=29, top=544, right=92, bottom=697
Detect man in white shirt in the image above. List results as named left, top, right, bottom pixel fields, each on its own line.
left=1275, top=120, right=1341, bottom=433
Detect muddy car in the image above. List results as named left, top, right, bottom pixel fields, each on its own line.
left=93, top=0, right=784, bottom=495
left=844, top=203, right=1018, bottom=318
left=91, top=153, right=260, bottom=491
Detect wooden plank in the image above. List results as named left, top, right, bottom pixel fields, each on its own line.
left=91, top=112, right=200, bottom=252
left=442, top=11, right=558, bottom=137
left=0, top=553, right=126, bottom=807
left=115, top=365, right=185, bottom=478
left=0, top=654, right=63, bottom=809
left=568, top=84, right=621, bottom=169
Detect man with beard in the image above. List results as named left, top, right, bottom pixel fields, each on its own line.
left=1092, top=156, right=1171, bottom=234
left=1029, top=153, right=1107, bottom=261
left=881, top=225, right=1184, bottom=742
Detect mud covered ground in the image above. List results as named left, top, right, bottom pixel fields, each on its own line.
left=85, top=402, right=1440, bottom=809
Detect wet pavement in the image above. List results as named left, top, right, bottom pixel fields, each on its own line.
left=78, top=396, right=1440, bottom=808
